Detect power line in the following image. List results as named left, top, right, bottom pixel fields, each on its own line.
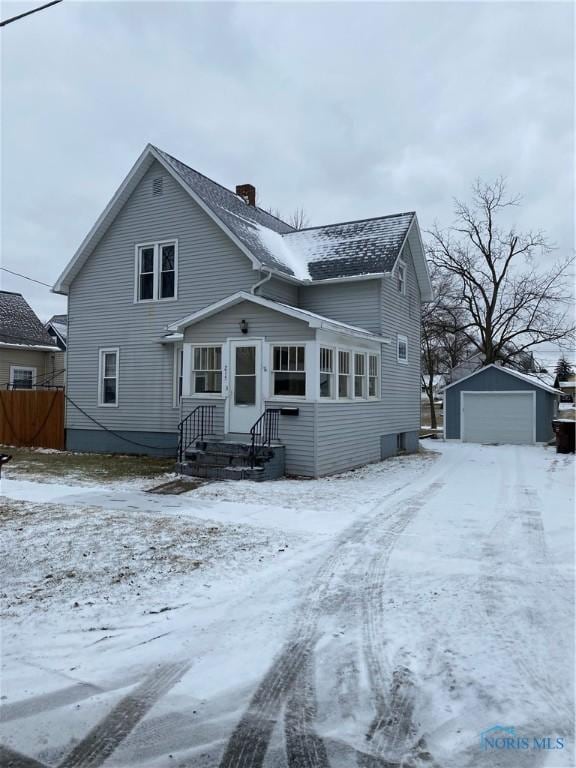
left=0, top=0, right=63, bottom=28
left=1, top=267, right=53, bottom=288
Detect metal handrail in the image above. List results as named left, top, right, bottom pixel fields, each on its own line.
left=249, top=408, right=281, bottom=469
left=178, top=405, right=215, bottom=463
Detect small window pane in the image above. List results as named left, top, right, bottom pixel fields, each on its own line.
left=104, top=353, right=116, bottom=377
left=236, top=347, right=255, bottom=375
left=274, top=372, right=306, bottom=397
left=320, top=373, right=332, bottom=398
left=161, top=244, right=175, bottom=271
left=139, top=273, right=154, bottom=301
left=338, top=375, right=349, bottom=398
left=103, top=378, right=116, bottom=404
left=160, top=271, right=175, bottom=299
left=140, top=247, right=154, bottom=273
left=235, top=375, right=256, bottom=404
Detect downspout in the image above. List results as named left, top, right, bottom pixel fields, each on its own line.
left=250, top=268, right=272, bottom=295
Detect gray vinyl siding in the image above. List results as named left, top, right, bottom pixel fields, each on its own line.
left=445, top=366, right=558, bottom=442
left=183, top=301, right=314, bottom=344
left=66, top=160, right=263, bottom=435
left=298, top=280, right=381, bottom=334
left=260, top=276, right=299, bottom=305
left=316, top=401, right=383, bottom=475
left=266, top=400, right=316, bottom=476
left=379, top=241, right=421, bottom=434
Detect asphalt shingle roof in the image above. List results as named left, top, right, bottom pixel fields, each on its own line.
left=0, top=291, right=57, bottom=347
left=154, top=147, right=414, bottom=282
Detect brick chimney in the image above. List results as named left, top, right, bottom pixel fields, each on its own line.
left=236, top=183, right=256, bottom=207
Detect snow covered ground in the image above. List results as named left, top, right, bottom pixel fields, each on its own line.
left=0, top=443, right=573, bottom=767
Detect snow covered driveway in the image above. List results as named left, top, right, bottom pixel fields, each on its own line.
left=0, top=444, right=573, bottom=767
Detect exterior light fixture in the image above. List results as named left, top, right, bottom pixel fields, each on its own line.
left=239, top=319, right=248, bottom=335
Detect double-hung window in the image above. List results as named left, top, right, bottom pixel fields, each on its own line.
left=338, top=350, right=351, bottom=398
left=319, top=347, right=334, bottom=398
left=368, top=354, right=379, bottom=397
left=397, top=334, right=408, bottom=363
left=10, top=366, right=35, bottom=390
left=136, top=241, right=177, bottom=302
left=354, top=353, right=366, bottom=398
left=192, top=346, right=222, bottom=394
left=272, top=346, right=306, bottom=396
left=397, top=261, right=406, bottom=294
left=98, top=348, right=119, bottom=406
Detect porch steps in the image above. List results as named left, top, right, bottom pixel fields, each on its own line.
left=177, top=439, right=285, bottom=482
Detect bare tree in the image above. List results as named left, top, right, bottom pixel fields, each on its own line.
left=427, top=178, right=575, bottom=366
left=287, top=207, right=310, bottom=230
left=421, top=265, right=471, bottom=430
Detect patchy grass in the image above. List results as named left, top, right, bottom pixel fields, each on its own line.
left=0, top=445, right=174, bottom=485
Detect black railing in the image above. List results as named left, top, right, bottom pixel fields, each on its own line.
left=178, top=405, right=215, bottom=463
left=249, top=408, right=281, bottom=468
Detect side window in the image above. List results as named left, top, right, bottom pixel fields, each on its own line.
left=319, top=347, right=334, bottom=398
left=397, top=334, right=408, bottom=363
left=272, top=346, right=306, bottom=396
left=10, top=366, right=36, bottom=390
left=354, top=353, right=366, bottom=398
left=338, top=350, right=351, bottom=398
left=99, top=348, right=119, bottom=406
left=192, top=346, right=222, bottom=394
left=368, top=354, right=379, bottom=397
left=135, top=241, right=177, bottom=302
left=397, top=261, right=406, bottom=294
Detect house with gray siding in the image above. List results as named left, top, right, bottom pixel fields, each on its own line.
left=53, top=144, right=432, bottom=478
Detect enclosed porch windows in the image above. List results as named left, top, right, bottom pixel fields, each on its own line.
left=272, top=345, right=306, bottom=397
left=192, top=346, right=222, bottom=394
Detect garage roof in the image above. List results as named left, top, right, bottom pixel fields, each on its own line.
left=443, top=364, right=562, bottom=395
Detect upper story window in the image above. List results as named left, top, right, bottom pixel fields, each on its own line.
left=319, top=347, right=334, bottom=398
left=397, top=334, right=408, bottom=363
left=135, top=241, right=177, bottom=302
left=98, top=348, right=119, bottom=406
left=272, top=345, right=306, bottom=397
left=397, top=260, right=406, bottom=294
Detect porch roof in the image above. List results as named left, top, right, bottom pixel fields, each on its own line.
left=165, top=291, right=390, bottom=344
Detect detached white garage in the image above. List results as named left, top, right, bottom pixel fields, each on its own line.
left=444, top=364, right=560, bottom=445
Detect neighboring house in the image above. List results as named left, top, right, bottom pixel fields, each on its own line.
left=53, top=144, right=432, bottom=478
left=0, top=291, right=61, bottom=389
left=44, top=314, right=67, bottom=388
left=443, top=364, right=560, bottom=445
left=554, top=372, right=576, bottom=402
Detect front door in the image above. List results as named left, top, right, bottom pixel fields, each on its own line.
left=228, top=340, right=262, bottom=433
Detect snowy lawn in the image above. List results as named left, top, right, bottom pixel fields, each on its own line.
left=0, top=443, right=573, bottom=768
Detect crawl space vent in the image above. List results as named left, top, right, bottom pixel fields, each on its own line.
left=152, top=177, right=164, bottom=196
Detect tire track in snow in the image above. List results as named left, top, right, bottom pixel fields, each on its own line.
left=284, top=654, right=330, bottom=768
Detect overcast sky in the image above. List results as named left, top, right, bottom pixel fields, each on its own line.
left=1, top=0, right=574, bottom=360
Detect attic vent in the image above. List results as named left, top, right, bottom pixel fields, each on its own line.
left=152, top=177, right=164, bottom=196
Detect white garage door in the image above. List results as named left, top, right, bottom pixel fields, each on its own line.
left=461, top=391, right=535, bottom=444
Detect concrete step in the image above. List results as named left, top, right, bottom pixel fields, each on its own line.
left=185, top=449, right=266, bottom=468
left=178, top=461, right=266, bottom=481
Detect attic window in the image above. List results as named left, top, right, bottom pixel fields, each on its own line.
left=152, top=177, right=164, bottom=196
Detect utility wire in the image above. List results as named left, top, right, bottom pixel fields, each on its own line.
left=0, top=0, right=63, bottom=28
left=1, top=267, right=53, bottom=288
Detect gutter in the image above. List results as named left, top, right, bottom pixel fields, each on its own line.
left=250, top=269, right=273, bottom=295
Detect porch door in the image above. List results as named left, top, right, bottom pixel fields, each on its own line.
left=229, top=340, right=262, bottom=433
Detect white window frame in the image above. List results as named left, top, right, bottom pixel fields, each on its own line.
left=337, top=349, right=352, bottom=400
left=397, top=334, right=408, bottom=364
left=397, top=260, right=406, bottom=295
left=98, top=348, right=119, bottom=407
left=319, top=346, right=335, bottom=399
left=270, top=344, right=307, bottom=399
left=134, top=239, right=178, bottom=303
left=173, top=344, right=184, bottom=407
left=9, top=365, right=36, bottom=389
left=354, top=352, right=367, bottom=399
left=368, top=353, right=380, bottom=399
left=187, top=344, right=224, bottom=398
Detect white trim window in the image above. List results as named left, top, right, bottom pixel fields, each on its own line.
left=10, top=366, right=36, bottom=389
left=135, top=240, right=178, bottom=302
left=338, top=350, right=351, bottom=398
left=397, top=260, right=406, bottom=294
left=98, top=348, right=119, bottom=406
left=192, top=346, right=222, bottom=394
left=397, top=334, right=408, bottom=363
left=354, top=353, right=366, bottom=398
left=368, top=354, right=379, bottom=397
left=272, top=345, right=306, bottom=397
left=319, top=347, right=334, bottom=398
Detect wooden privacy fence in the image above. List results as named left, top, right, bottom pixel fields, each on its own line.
left=0, top=390, right=65, bottom=449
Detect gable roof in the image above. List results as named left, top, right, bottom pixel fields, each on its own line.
left=46, top=314, right=67, bottom=347
left=442, top=363, right=562, bottom=395
left=0, top=291, right=59, bottom=349
left=166, top=291, right=390, bottom=344
left=54, top=144, right=432, bottom=299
